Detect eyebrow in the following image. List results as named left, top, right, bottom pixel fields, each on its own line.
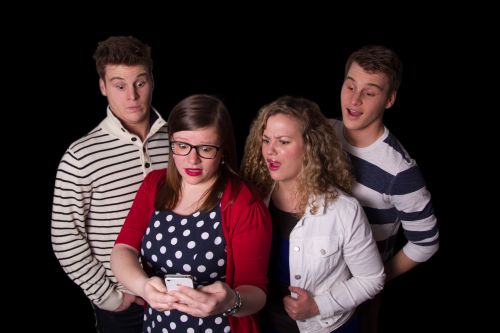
left=345, top=76, right=383, bottom=91
left=109, top=72, right=149, bottom=82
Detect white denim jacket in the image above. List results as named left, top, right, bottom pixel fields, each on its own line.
left=267, top=189, right=385, bottom=333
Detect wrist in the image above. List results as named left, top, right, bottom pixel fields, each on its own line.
left=222, top=289, right=242, bottom=316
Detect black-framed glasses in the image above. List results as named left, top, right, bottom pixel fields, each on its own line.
left=171, top=141, right=221, bottom=159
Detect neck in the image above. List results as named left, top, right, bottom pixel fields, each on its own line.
left=344, top=123, right=384, bottom=148
left=272, top=180, right=299, bottom=213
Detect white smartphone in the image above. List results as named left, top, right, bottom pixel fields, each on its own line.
left=164, top=274, right=194, bottom=291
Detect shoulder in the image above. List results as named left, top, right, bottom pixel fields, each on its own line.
left=145, top=168, right=167, bottom=185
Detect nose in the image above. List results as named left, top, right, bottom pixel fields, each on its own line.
left=187, top=147, right=201, bottom=163
left=351, top=90, right=362, bottom=106
left=127, top=86, right=139, bottom=101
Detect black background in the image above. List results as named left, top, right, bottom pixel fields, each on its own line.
left=29, top=11, right=472, bottom=332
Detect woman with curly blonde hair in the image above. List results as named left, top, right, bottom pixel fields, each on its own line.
left=241, top=96, right=385, bottom=333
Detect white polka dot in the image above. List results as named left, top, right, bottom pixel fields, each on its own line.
left=146, top=227, right=150, bottom=235
left=162, top=328, right=169, bottom=333
left=166, top=260, right=173, bottom=267
left=161, top=267, right=167, bottom=273
left=201, top=232, right=209, bottom=240
left=197, top=265, right=206, bottom=272
left=180, top=314, right=188, bottom=322
left=152, top=322, right=155, bottom=328
left=183, top=264, right=191, bottom=272
left=210, top=212, right=216, bottom=219
left=181, top=218, right=188, bottom=225
left=168, top=226, right=175, bottom=233
left=206, top=252, right=214, bottom=259
left=151, top=255, right=158, bottom=262
left=160, top=246, right=166, bottom=254
left=187, top=241, right=196, bottom=249
left=148, top=307, right=153, bottom=315
left=213, top=222, right=220, bottom=229
left=166, top=214, right=173, bottom=221
left=156, top=233, right=163, bottom=241
left=146, top=241, right=152, bottom=249
left=215, top=316, right=223, bottom=324
left=154, top=220, right=161, bottom=228
left=164, top=310, right=171, bottom=316
left=170, top=322, right=176, bottom=329
left=187, top=328, right=195, bottom=333
left=199, top=318, right=204, bottom=325
left=183, top=229, right=191, bottom=237
left=210, top=272, right=218, bottom=278
left=217, top=259, right=225, bottom=266
left=143, top=314, right=147, bottom=320
left=147, top=326, right=151, bottom=333
left=140, top=248, right=144, bottom=256
left=196, top=220, right=205, bottom=227
left=193, top=211, right=200, bottom=217
left=224, top=325, right=231, bottom=332
left=193, top=254, right=198, bottom=260
left=171, top=238, right=178, bottom=245
left=175, top=251, right=182, bottom=259
left=157, top=314, right=162, bottom=322
left=205, top=329, right=213, bottom=333
left=155, top=211, right=159, bottom=215
left=214, top=236, right=222, bottom=245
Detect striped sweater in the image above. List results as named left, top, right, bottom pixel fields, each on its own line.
left=51, top=107, right=169, bottom=310
left=330, top=119, right=439, bottom=262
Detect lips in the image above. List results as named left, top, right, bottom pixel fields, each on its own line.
left=266, top=159, right=281, bottom=171
left=185, top=168, right=202, bottom=176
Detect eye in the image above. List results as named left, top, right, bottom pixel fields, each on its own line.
left=262, top=138, right=269, bottom=144
left=136, top=80, right=147, bottom=88
left=115, top=84, right=125, bottom=90
left=200, top=146, right=215, bottom=153
left=279, top=140, right=290, bottom=145
left=175, top=142, right=189, bottom=151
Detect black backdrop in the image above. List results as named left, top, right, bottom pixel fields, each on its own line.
left=34, top=16, right=467, bottom=332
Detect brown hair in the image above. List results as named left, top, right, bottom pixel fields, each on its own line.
left=93, top=36, right=153, bottom=79
left=345, top=45, right=402, bottom=95
left=241, top=96, right=353, bottom=217
left=155, top=94, right=240, bottom=211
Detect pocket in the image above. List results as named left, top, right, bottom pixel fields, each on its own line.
left=311, top=236, right=340, bottom=258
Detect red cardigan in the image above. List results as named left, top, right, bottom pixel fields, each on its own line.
left=116, top=169, right=272, bottom=333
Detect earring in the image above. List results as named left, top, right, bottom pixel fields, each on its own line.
left=221, top=160, right=225, bottom=165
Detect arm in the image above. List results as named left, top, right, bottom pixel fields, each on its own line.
left=51, top=150, right=121, bottom=311
left=229, top=187, right=272, bottom=316
left=391, top=165, right=439, bottom=279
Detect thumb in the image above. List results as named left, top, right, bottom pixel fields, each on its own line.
left=288, top=286, right=306, bottom=298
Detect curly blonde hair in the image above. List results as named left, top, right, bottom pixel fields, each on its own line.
left=241, top=96, right=354, bottom=216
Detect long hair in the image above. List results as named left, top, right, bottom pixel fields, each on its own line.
left=155, top=94, right=240, bottom=211
left=241, top=96, right=354, bottom=216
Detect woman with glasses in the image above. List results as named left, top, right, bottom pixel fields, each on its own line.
left=111, top=94, right=272, bottom=333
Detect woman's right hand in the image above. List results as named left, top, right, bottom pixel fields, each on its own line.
left=142, top=276, right=180, bottom=312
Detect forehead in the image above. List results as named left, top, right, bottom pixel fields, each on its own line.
left=264, top=113, right=302, bottom=136
left=173, top=127, right=219, bottom=143
left=346, top=62, right=390, bottom=90
left=104, top=64, right=150, bottom=81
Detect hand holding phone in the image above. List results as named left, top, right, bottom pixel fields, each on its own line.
left=164, top=274, right=194, bottom=291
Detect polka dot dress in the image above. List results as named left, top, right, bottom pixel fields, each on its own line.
left=140, top=205, right=231, bottom=333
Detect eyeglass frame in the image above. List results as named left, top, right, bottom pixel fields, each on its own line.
left=170, top=141, right=222, bottom=159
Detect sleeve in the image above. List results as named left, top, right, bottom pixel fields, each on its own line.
left=51, top=149, right=120, bottom=311
left=225, top=184, right=273, bottom=293
left=115, top=169, right=163, bottom=250
left=314, top=200, right=385, bottom=319
left=391, top=165, right=439, bottom=262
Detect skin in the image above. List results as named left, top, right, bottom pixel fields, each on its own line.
left=261, top=114, right=320, bottom=320
left=340, top=62, right=418, bottom=281
left=111, top=126, right=266, bottom=317
left=262, top=114, right=305, bottom=213
left=99, top=64, right=153, bottom=141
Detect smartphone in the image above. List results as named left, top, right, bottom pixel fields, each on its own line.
left=164, top=274, right=194, bottom=291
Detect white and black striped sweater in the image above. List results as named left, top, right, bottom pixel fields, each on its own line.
left=51, top=108, right=169, bottom=310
